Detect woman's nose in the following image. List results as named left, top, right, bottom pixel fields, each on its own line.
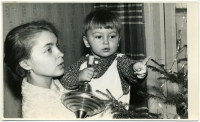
left=57, top=49, right=64, bottom=58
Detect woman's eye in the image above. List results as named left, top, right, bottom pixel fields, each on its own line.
left=46, top=48, right=52, bottom=53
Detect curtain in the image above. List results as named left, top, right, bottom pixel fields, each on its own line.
left=94, top=3, right=147, bottom=108
left=144, top=3, right=179, bottom=118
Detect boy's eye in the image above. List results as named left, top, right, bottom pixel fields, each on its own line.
left=110, top=35, right=116, bottom=39
left=95, top=36, right=102, bottom=39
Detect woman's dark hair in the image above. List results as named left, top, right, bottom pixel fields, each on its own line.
left=4, top=20, right=58, bottom=80
left=83, top=9, right=121, bottom=36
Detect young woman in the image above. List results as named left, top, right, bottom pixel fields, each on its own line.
left=4, top=20, right=76, bottom=119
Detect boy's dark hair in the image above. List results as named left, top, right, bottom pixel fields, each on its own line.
left=4, top=20, right=58, bottom=80
left=83, top=9, right=121, bottom=36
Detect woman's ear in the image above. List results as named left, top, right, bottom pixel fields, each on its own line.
left=19, top=60, right=32, bottom=70
left=83, top=36, right=90, bottom=48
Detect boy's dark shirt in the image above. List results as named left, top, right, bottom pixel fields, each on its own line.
left=60, top=53, right=144, bottom=95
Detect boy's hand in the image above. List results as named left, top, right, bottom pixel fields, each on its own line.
left=79, top=67, right=94, bottom=82
left=133, top=56, right=150, bottom=79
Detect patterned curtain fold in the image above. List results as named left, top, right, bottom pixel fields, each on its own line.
left=94, top=3, right=143, bottom=24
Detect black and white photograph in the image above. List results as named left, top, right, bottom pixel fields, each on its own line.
left=1, top=1, right=199, bottom=120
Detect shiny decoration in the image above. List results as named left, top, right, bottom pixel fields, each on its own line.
left=61, top=82, right=105, bottom=118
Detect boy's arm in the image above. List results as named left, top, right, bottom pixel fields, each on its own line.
left=117, top=55, right=146, bottom=84
left=60, top=56, right=87, bottom=90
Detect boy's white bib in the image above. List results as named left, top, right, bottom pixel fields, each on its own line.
left=79, top=54, right=130, bottom=105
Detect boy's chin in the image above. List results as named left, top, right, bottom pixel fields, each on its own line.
left=92, top=51, right=116, bottom=58
left=102, top=52, right=117, bottom=57
left=97, top=54, right=113, bottom=58
left=54, top=70, right=64, bottom=77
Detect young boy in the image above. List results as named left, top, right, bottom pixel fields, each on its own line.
left=60, top=9, right=149, bottom=106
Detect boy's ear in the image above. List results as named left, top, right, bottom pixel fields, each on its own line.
left=83, top=36, right=90, bottom=48
left=19, top=60, right=32, bottom=70
left=118, top=37, right=121, bottom=46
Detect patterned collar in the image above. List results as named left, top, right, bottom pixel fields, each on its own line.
left=90, top=52, right=118, bottom=78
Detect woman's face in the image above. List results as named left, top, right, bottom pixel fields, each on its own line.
left=27, top=31, right=64, bottom=78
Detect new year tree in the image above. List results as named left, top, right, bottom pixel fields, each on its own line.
left=138, top=45, right=188, bottom=119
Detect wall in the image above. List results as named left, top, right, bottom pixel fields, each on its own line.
left=175, top=6, right=187, bottom=72
left=3, top=3, right=93, bottom=118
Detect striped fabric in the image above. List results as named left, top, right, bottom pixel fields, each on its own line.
left=94, top=3, right=143, bottom=24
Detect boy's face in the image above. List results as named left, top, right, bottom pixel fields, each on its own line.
left=83, top=27, right=120, bottom=58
